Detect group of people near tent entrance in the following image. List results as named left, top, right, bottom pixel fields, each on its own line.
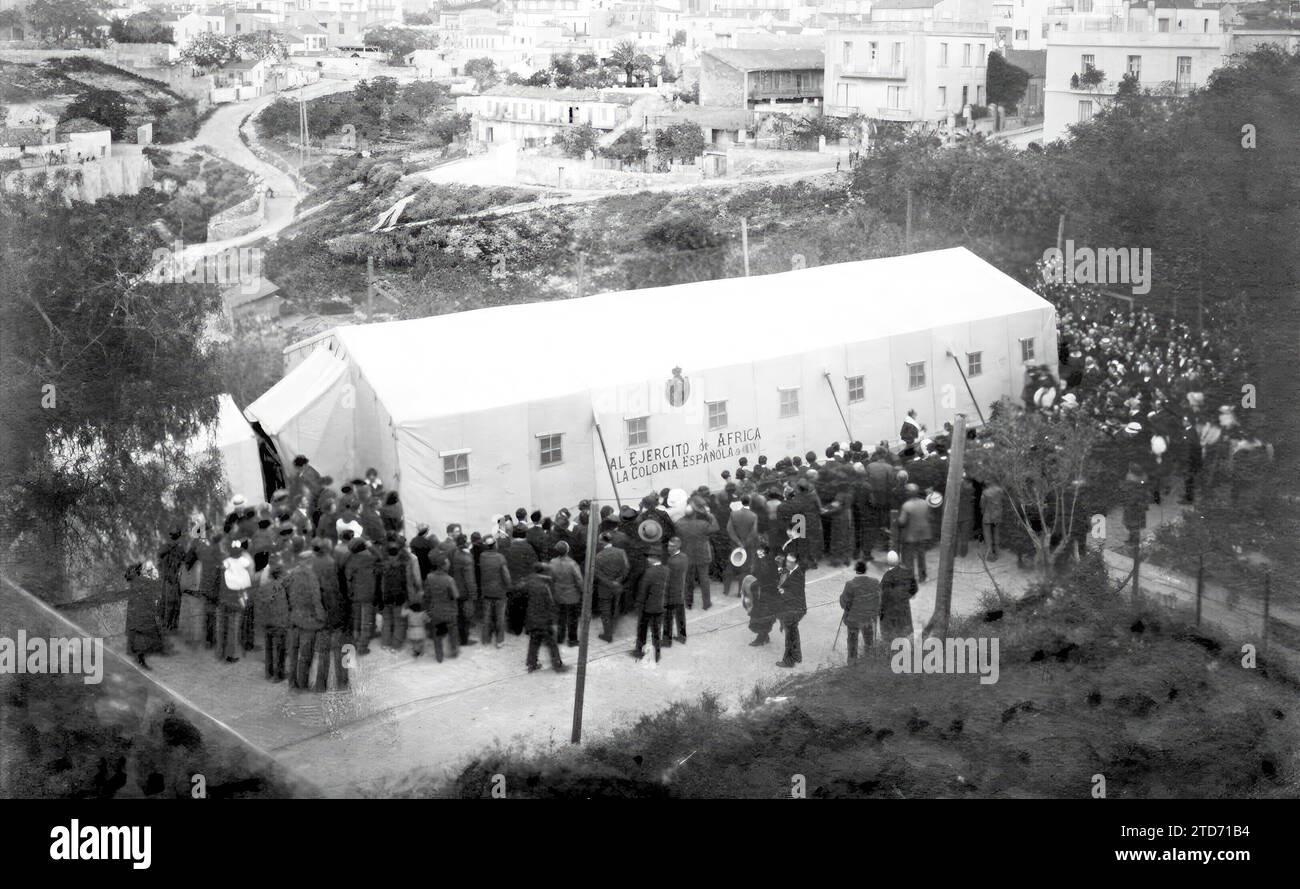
left=124, top=432, right=1009, bottom=679
left=117, top=296, right=1275, bottom=680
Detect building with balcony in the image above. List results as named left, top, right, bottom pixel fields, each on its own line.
left=699, top=46, right=825, bottom=109
left=455, top=84, right=656, bottom=147
left=824, top=18, right=996, bottom=124
left=1042, top=0, right=1226, bottom=141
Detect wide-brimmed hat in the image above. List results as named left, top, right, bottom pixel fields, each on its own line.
left=729, top=546, right=748, bottom=567
left=638, top=519, right=663, bottom=544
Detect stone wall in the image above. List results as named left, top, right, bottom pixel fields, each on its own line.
left=2, top=152, right=154, bottom=203
left=516, top=153, right=702, bottom=189
left=206, top=188, right=267, bottom=241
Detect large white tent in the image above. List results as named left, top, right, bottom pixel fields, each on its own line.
left=249, top=247, right=1058, bottom=534
left=187, top=393, right=266, bottom=503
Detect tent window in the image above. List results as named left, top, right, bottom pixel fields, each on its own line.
left=442, top=453, right=469, bottom=486
left=538, top=433, right=563, bottom=466
left=779, top=387, right=800, bottom=418
left=847, top=375, right=865, bottom=403
left=907, top=361, right=926, bottom=390
left=967, top=351, right=983, bottom=377
left=626, top=416, right=648, bottom=447
left=707, top=400, right=728, bottom=431
left=1020, top=337, right=1035, bottom=362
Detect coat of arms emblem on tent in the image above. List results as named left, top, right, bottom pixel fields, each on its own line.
left=665, top=367, right=690, bottom=407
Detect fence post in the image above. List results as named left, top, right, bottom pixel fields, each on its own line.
left=1132, top=535, right=1141, bottom=605
left=1262, top=569, right=1271, bottom=657
left=1195, top=554, right=1203, bottom=627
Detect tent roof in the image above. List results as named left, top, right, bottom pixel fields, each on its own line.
left=244, top=346, right=348, bottom=434
left=308, top=247, right=1050, bottom=426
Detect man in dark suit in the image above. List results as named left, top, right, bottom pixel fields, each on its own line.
left=724, top=495, right=759, bottom=597
left=633, top=553, right=668, bottom=661
left=839, top=561, right=881, bottom=661
left=675, top=500, right=718, bottom=610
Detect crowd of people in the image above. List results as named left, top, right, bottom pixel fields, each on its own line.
left=1045, top=295, right=1272, bottom=508
left=124, top=434, right=991, bottom=681
left=117, top=297, right=1274, bottom=686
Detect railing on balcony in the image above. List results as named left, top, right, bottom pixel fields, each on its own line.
left=874, top=106, right=917, bottom=121
left=749, top=86, right=824, bottom=99
left=840, top=62, right=907, bottom=79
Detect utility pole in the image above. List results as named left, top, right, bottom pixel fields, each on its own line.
left=925, top=413, right=966, bottom=639
left=905, top=191, right=913, bottom=251
left=1056, top=212, right=1065, bottom=254
left=571, top=493, right=601, bottom=744
left=740, top=217, right=751, bottom=276
left=298, top=90, right=310, bottom=170
left=366, top=255, right=375, bottom=317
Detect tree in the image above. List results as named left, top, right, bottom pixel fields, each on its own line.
left=62, top=88, right=133, bottom=139
left=463, top=57, right=499, bottom=90
left=235, top=31, right=287, bottom=62
left=986, top=50, right=1030, bottom=109
left=25, top=0, right=108, bottom=46
left=599, top=127, right=648, bottom=166
left=609, top=39, right=639, bottom=86
left=400, top=79, right=450, bottom=118
left=363, top=25, right=426, bottom=64
left=0, top=190, right=226, bottom=598
left=631, top=52, right=656, bottom=85
left=764, top=112, right=797, bottom=148
left=1079, top=64, right=1106, bottom=90
left=555, top=123, right=599, bottom=159
left=430, top=111, right=470, bottom=146
left=794, top=114, right=845, bottom=148
left=255, top=97, right=300, bottom=138
left=653, top=122, right=704, bottom=165
left=967, top=401, right=1098, bottom=583
left=108, top=10, right=172, bottom=44
left=179, top=31, right=240, bottom=69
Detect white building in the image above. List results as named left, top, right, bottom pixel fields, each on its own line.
left=173, top=11, right=227, bottom=47
left=456, top=84, right=653, bottom=146
left=1042, top=0, right=1225, bottom=141
left=824, top=16, right=996, bottom=123
left=251, top=247, right=1058, bottom=533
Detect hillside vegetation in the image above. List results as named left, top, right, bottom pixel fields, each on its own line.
left=387, top=555, right=1300, bottom=799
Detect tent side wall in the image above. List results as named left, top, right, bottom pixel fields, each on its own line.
left=348, top=367, right=402, bottom=501
left=393, top=392, right=596, bottom=535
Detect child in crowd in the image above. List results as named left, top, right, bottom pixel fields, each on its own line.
left=403, top=599, right=427, bottom=657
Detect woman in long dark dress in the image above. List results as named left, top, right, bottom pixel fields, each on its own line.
left=746, top=544, right=779, bottom=646
left=125, top=562, right=167, bottom=670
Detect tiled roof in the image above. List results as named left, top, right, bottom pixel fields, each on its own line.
left=704, top=47, right=825, bottom=71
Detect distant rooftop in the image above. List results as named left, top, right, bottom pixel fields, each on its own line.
left=474, top=84, right=648, bottom=104
left=870, top=0, right=945, bottom=8
left=57, top=117, right=111, bottom=135
left=703, top=47, right=826, bottom=71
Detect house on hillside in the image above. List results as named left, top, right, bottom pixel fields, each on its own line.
left=223, top=279, right=284, bottom=334
left=699, top=47, right=825, bottom=110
